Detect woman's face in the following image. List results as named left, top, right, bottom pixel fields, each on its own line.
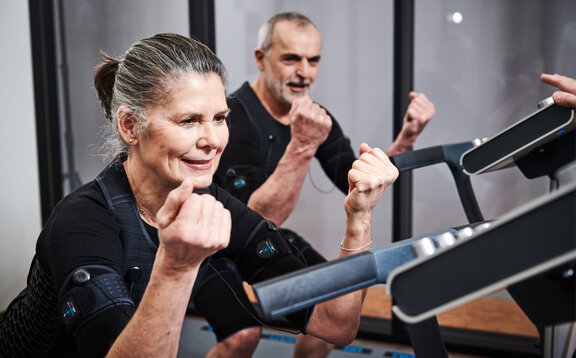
left=135, top=72, right=229, bottom=190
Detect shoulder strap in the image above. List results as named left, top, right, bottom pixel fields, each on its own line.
left=95, top=160, right=157, bottom=305
left=232, top=82, right=291, bottom=175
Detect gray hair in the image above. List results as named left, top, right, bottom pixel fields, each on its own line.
left=94, top=33, right=227, bottom=163
left=257, top=12, right=316, bottom=54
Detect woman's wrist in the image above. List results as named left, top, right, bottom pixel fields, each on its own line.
left=340, top=215, right=371, bottom=254
left=340, top=238, right=372, bottom=252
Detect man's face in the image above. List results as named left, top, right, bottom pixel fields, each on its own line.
left=259, top=21, right=322, bottom=107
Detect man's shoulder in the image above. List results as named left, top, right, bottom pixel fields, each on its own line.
left=228, top=81, right=252, bottom=101
left=227, top=82, right=267, bottom=130
left=227, top=82, right=251, bottom=113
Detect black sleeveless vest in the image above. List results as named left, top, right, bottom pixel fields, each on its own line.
left=95, top=161, right=156, bottom=305
left=232, top=82, right=292, bottom=176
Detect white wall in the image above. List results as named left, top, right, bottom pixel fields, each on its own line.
left=0, top=0, right=42, bottom=310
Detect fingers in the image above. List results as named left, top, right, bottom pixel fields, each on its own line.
left=541, top=74, right=576, bottom=109
left=351, top=147, right=398, bottom=188
left=389, top=92, right=435, bottom=156
left=540, top=73, right=556, bottom=86
left=358, top=142, right=372, bottom=156
left=346, top=144, right=399, bottom=212
left=552, top=91, right=576, bottom=109
left=180, top=194, right=230, bottom=250
left=349, top=143, right=376, bottom=192
left=288, top=96, right=306, bottom=119
left=289, top=96, right=314, bottom=120
left=358, top=143, right=389, bottom=164
left=406, top=92, right=435, bottom=124
left=541, top=73, right=576, bottom=94
left=289, top=96, right=332, bottom=148
left=290, top=96, right=329, bottom=123
left=156, top=181, right=231, bottom=268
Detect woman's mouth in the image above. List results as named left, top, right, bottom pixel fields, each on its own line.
left=182, top=158, right=212, bottom=170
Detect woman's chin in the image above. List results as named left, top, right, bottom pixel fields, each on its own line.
left=189, top=177, right=212, bottom=190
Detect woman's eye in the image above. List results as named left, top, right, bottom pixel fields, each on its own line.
left=181, top=117, right=198, bottom=124
left=214, top=115, right=227, bottom=124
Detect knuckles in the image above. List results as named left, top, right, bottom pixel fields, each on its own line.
left=351, top=153, right=399, bottom=190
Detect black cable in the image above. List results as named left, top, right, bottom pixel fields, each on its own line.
left=307, top=135, right=351, bottom=195
left=206, top=262, right=301, bottom=336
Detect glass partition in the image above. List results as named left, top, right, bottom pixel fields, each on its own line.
left=412, top=0, right=575, bottom=335
left=215, top=0, right=396, bottom=259
left=413, top=0, right=575, bottom=235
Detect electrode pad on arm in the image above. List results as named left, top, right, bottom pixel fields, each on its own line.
left=59, top=265, right=134, bottom=334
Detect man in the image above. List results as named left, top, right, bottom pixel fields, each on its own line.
left=195, top=12, right=435, bottom=358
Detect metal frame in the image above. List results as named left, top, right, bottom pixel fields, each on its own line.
left=189, top=0, right=216, bottom=52
left=392, top=0, right=415, bottom=243
left=29, top=0, right=63, bottom=224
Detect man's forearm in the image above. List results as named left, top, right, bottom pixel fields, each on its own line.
left=386, top=130, right=416, bottom=157
left=247, top=140, right=317, bottom=225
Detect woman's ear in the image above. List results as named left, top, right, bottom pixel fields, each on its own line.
left=116, top=105, right=137, bottom=145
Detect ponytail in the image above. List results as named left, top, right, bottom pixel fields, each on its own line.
left=93, top=50, right=121, bottom=120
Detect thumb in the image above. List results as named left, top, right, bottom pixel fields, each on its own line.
left=157, top=178, right=195, bottom=228
left=349, top=143, right=372, bottom=192
left=359, top=142, right=372, bottom=156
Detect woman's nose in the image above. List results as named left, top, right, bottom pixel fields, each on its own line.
left=197, top=123, right=219, bottom=149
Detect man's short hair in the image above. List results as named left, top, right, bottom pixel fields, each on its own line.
left=257, top=12, right=316, bottom=53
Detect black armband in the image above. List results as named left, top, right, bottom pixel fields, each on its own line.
left=59, top=265, right=134, bottom=333
left=234, top=221, right=314, bottom=333
left=235, top=220, right=299, bottom=283
left=219, top=165, right=267, bottom=204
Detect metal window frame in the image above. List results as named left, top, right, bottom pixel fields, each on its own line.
left=29, top=0, right=62, bottom=225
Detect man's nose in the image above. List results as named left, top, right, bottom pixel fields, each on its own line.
left=295, top=59, right=311, bottom=78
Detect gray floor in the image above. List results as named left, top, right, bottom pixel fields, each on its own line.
left=177, top=316, right=485, bottom=358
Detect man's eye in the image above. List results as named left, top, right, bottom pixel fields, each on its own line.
left=281, top=56, right=300, bottom=65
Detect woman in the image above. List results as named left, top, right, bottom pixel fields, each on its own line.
left=0, top=33, right=398, bottom=358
